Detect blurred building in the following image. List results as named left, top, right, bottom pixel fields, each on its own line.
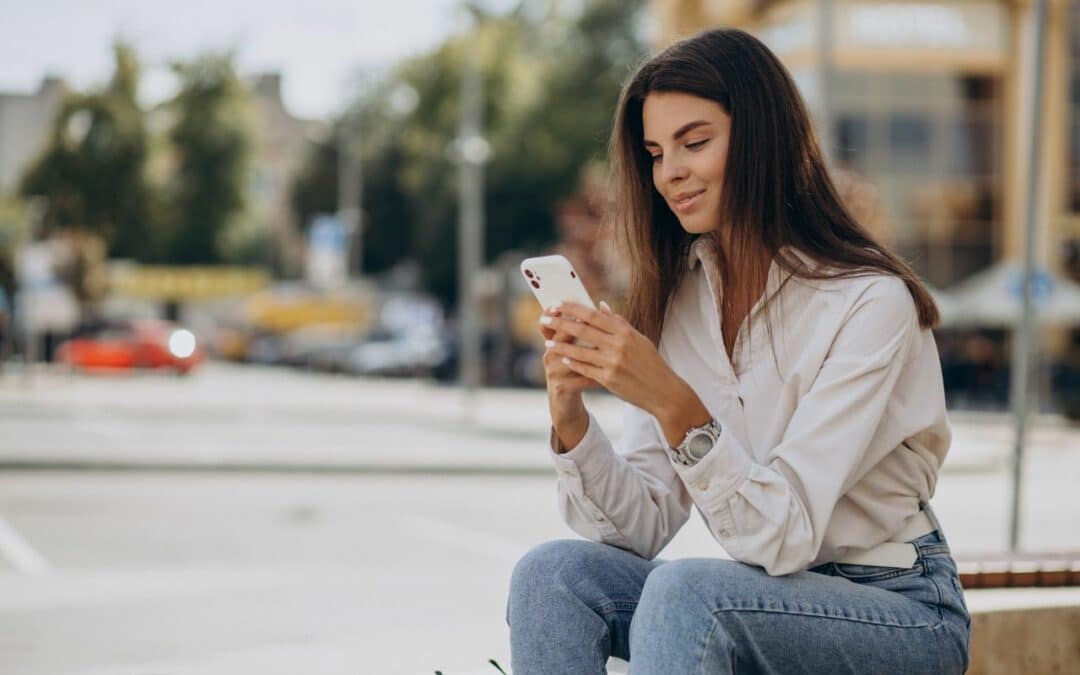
left=0, top=76, right=64, bottom=194
left=651, top=0, right=1079, bottom=290
left=247, top=73, right=328, bottom=277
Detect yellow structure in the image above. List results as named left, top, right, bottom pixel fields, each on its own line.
left=108, top=264, right=270, bottom=301
left=649, top=0, right=1079, bottom=288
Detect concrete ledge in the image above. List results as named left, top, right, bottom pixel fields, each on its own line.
left=967, top=588, right=1080, bottom=674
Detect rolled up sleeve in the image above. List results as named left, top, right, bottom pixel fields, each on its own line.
left=549, top=404, right=692, bottom=560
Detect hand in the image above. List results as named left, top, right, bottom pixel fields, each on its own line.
left=538, top=306, right=600, bottom=450
left=543, top=301, right=683, bottom=420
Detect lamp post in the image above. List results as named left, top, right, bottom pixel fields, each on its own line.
left=1009, top=0, right=1049, bottom=552
left=456, top=6, right=492, bottom=399
left=337, top=111, right=363, bottom=278
left=817, top=0, right=834, bottom=166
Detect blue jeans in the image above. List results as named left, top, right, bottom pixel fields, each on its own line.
left=507, top=531, right=970, bottom=674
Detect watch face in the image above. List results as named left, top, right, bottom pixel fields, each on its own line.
left=688, top=432, right=714, bottom=459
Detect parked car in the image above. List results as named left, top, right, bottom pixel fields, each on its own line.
left=344, top=325, right=453, bottom=379
left=56, top=320, right=206, bottom=375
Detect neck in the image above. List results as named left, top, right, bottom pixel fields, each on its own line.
left=714, top=234, right=772, bottom=312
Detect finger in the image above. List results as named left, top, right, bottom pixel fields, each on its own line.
left=557, top=302, right=621, bottom=335
left=537, top=307, right=563, bottom=339
left=547, top=372, right=598, bottom=389
left=547, top=315, right=612, bottom=348
left=560, top=355, right=605, bottom=383
left=548, top=339, right=607, bottom=368
left=543, top=349, right=597, bottom=383
left=538, top=323, right=556, bottom=340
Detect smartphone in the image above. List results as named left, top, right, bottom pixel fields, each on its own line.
left=520, top=254, right=597, bottom=347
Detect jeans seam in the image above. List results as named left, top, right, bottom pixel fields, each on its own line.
left=593, top=600, right=639, bottom=616
left=925, top=561, right=948, bottom=628
left=699, top=613, right=721, bottom=675
left=708, top=606, right=937, bottom=629
left=917, top=544, right=951, bottom=557
left=831, top=562, right=926, bottom=582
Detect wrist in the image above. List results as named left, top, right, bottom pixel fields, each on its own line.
left=656, top=380, right=712, bottom=448
left=552, top=405, right=589, bottom=453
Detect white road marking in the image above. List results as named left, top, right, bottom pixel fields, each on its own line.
left=403, top=514, right=529, bottom=564
left=0, top=515, right=51, bottom=575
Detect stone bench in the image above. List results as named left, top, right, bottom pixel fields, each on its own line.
left=959, top=553, right=1080, bottom=674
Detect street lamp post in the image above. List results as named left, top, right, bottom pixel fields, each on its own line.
left=1009, top=0, right=1049, bottom=552
left=817, top=0, right=834, bottom=166
left=456, top=11, right=491, bottom=400
left=337, top=112, right=363, bottom=278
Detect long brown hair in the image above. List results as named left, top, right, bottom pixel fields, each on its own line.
left=609, top=28, right=938, bottom=348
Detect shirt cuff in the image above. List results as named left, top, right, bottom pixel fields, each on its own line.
left=549, top=411, right=618, bottom=483
left=672, top=422, right=752, bottom=523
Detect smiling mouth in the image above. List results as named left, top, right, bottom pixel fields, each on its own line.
left=672, top=190, right=705, bottom=212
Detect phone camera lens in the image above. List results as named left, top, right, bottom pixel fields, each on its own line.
left=530, top=280, right=540, bottom=289
left=524, top=269, right=534, bottom=278
left=570, top=271, right=577, bottom=278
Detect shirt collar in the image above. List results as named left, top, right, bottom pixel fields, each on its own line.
left=687, top=234, right=714, bottom=271
left=687, top=234, right=804, bottom=309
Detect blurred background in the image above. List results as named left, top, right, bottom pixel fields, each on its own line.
left=0, top=1, right=1077, bottom=674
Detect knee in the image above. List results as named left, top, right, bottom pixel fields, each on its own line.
left=633, top=560, right=707, bottom=626
left=632, top=560, right=745, bottom=637
left=507, top=539, right=605, bottom=622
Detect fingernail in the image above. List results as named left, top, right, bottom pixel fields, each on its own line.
left=600, top=300, right=611, bottom=312
left=561, top=357, right=570, bottom=365
left=540, top=316, right=553, bottom=325
left=544, top=340, right=555, bottom=348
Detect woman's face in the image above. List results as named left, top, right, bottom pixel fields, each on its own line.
left=641, top=91, right=731, bottom=235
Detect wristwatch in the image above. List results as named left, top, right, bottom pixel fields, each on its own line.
left=669, top=419, right=722, bottom=467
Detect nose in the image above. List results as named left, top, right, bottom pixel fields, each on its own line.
left=657, top=155, right=688, bottom=187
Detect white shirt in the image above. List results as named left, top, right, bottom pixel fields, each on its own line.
left=549, top=235, right=951, bottom=576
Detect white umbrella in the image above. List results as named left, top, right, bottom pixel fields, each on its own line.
left=937, top=261, right=1080, bottom=327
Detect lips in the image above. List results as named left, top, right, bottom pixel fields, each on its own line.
left=672, top=189, right=705, bottom=213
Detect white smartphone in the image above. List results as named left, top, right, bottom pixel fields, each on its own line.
left=520, top=255, right=597, bottom=311
left=520, top=254, right=597, bottom=347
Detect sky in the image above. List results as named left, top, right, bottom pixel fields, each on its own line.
left=0, top=0, right=479, bottom=120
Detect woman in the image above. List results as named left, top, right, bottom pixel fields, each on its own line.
left=506, top=28, right=970, bottom=674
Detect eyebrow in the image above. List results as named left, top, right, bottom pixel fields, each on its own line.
left=643, top=120, right=713, bottom=148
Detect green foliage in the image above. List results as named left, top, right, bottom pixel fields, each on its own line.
left=18, top=42, right=158, bottom=260
left=163, top=53, right=253, bottom=264
left=0, top=197, right=24, bottom=299
left=290, top=0, right=647, bottom=306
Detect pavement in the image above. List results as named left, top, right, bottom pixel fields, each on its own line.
left=1, top=362, right=1078, bottom=674
left=1, top=361, right=1074, bottom=474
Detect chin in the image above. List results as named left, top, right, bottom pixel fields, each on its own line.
left=679, top=218, right=714, bottom=235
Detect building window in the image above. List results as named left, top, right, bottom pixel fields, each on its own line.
left=829, top=72, right=1002, bottom=287
left=888, top=114, right=933, bottom=172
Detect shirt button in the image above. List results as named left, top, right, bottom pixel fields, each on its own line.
left=595, top=513, right=606, bottom=522
left=719, top=528, right=733, bottom=537
left=696, top=480, right=709, bottom=491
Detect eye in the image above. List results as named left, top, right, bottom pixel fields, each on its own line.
left=686, top=139, right=708, bottom=150
left=650, top=154, right=663, bottom=163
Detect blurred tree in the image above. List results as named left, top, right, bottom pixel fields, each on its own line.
left=163, top=53, right=252, bottom=264
left=19, top=43, right=158, bottom=261
left=290, top=0, right=647, bottom=306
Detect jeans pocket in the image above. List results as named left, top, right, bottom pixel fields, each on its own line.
left=831, top=561, right=925, bottom=583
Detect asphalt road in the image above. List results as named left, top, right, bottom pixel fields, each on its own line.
left=1, top=366, right=1077, bottom=674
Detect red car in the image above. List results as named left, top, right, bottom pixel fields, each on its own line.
left=56, top=320, right=206, bottom=374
